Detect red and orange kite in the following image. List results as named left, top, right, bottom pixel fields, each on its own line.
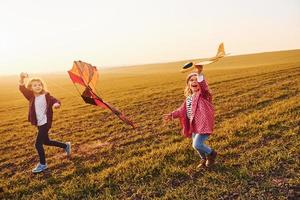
left=68, top=61, right=135, bottom=128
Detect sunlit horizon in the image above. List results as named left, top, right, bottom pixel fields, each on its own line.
left=1, top=0, right=299, bottom=75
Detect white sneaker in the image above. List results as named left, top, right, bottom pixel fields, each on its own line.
left=32, top=163, right=47, bottom=173
left=65, top=142, right=71, bottom=158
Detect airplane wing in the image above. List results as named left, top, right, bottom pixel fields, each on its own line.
left=181, top=42, right=230, bottom=73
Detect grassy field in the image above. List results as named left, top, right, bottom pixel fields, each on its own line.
left=0, top=50, right=299, bottom=199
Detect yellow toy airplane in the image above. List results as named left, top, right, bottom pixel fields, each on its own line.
left=181, top=43, right=230, bottom=73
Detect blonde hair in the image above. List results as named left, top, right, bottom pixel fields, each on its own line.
left=184, top=73, right=197, bottom=97
left=184, top=85, right=193, bottom=97
left=26, top=78, right=48, bottom=93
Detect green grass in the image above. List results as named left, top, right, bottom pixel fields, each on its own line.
left=0, top=50, right=299, bottom=199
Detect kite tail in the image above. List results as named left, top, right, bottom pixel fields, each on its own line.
left=109, top=105, right=135, bottom=128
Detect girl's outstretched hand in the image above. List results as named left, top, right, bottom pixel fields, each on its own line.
left=53, top=103, right=61, bottom=109
left=163, top=113, right=172, bottom=124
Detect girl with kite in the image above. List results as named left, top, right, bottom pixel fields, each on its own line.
left=163, top=64, right=217, bottom=169
left=19, top=73, right=71, bottom=173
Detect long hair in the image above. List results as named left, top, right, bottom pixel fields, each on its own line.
left=26, top=78, right=48, bottom=94
left=184, top=85, right=193, bottom=97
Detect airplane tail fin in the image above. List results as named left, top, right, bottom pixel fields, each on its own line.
left=216, top=43, right=225, bottom=57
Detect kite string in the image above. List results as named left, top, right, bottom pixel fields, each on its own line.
left=46, top=78, right=82, bottom=99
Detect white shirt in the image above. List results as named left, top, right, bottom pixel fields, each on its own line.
left=35, top=94, right=47, bottom=126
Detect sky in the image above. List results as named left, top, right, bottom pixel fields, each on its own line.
left=0, top=0, right=299, bottom=75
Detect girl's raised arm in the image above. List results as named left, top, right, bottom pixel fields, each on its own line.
left=19, top=72, right=33, bottom=100
left=195, top=65, right=212, bottom=102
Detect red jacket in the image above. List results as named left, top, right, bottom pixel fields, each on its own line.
left=19, top=85, right=60, bottom=129
left=171, top=80, right=214, bottom=138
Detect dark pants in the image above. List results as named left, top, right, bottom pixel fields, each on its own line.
left=35, top=124, right=67, bottom=165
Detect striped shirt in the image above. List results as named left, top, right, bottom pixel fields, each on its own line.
left=186, top=95, right=193, bottom=119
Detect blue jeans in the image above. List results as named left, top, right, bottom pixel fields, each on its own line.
left=192, top=133, right=212, bottom=160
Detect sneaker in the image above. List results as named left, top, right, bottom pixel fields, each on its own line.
left=32, top=163, right=47, bottom=173
left=206, top=150, right=217, bottom=168
left=197, top=159, right=207, bottom=169
left=65, top=142, right=71, bottom=158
